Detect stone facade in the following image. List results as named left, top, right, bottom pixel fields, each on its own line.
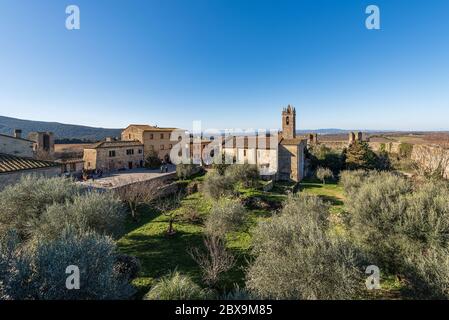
left=83, top=139, right=144, bottom=172
left=28, top=132, right=55, bottom=159
left=221, top=106, right=306, bottom=182
left=281, top=105, right=296, bottom=140
left=121, top=125, right=177, bottom=161
left=0, top=133, right=34, bottom=157
left=278, top=140, right=306, bottom=182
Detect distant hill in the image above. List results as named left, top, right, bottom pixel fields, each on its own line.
left=0, top=115, right=122, bottom=141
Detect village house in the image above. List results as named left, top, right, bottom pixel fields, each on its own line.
left=0, top=129, right=34, bottom=157
left=121, top=125, right=177, bottom=162
left=83, top=138, right=144, bottom=172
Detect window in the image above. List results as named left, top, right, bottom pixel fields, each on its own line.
left=109, top=150, right=116, bottom=157
left=128, top=134, right=131, bottom=139
left=150, top=133, right=154, bottom=139
left=243, top=149, right=247, bottom=157
left=160, top=133, right=164, bottom=139
left=87, top=162, right=91, bottom=167
left=138, top=149, right=143, bottom=154
left=286, top=116, right=290, bottom=125
left=160, top=145, right=165, bottom=150
left=126, top=149, right=134, bottom=155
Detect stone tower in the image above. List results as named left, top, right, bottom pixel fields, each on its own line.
left=281, top=105, right=296, bottom=139
left=28, top=132, right=55, bottom=160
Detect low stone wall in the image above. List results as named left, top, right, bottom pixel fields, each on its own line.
left=0, top=167, right=61, bottom=191
left=368, top=141, right=401, bottom=153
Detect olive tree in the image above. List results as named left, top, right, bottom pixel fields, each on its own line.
left=0, top=176, right=83, bottom=240
left=203, top=172, right=235, bottom=200
left=246, top=194, right=363, bottom=299
left=0, top=231, right=135, bottom=300
left=33, top=191, right=126, bottom=243
left=316, top=167, right=333, bottom=184
left=204, top=198, right=246, bottom=237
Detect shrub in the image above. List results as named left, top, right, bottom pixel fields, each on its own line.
left=176, top=164, right=201, bottom=180
left=189, top=235, right=235, bottom=287
left=221, top=286, right=254, bottom=300
left=246, top=193, right=362, bottom=299
left=203, top=172, right=235, bottom=200
left=113, top=254, right=141, bottom=281
left=0, top=176, right=83, bottom=241
left=0, top=231, right=135, bottom=300
left=145, top=150, right=162, bottom=169
left=339, top=170, right=369, bottom=197
left=406, top=247, right=449, bottom=299
left=344, top=171, right=411, bottom=271
left=143, top=271, right=211, bottom=300
left=225, top=164, right=259, bottom=187
left=204, top=198, right=246, bottom=237
left=316, top=167, right=333, bottom=184
left=402, top=181, right=449, bottom=249
left=34, top=191, right=126, bottom=243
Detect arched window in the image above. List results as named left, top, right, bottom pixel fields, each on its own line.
left=286, top=116, right=290, bottom=125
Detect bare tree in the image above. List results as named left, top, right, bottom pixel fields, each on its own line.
left=189, top=235, right=236, bottom=287
left=153, top=191, right=184, bottom=236
left=115, top=179, right=165, bottom=221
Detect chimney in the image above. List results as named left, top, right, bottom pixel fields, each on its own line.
left=14, top=129, right=22, bottom=139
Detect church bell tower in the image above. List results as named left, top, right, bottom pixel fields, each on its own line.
left=281, top=105, right=296, bottom=139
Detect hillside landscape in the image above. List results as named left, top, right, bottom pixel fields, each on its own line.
left=0, top=115, right=122, bottom=141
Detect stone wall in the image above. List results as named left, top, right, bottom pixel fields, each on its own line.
left=0, top=135, right=34, bottom=157
left=110, top=172, right=179, bottom=199
left=0, top=167, right=61, bottom=191
left=410, top=144, right=449, bottom=179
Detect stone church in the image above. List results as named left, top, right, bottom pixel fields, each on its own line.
left=222, top=105, right=306, bottom=182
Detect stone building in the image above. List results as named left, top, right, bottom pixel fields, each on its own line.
left=0, top=130, right=34, bottom=157
left=121, top=125, right=177, bottom=161
left=83, top=139, right=144, bottom=172
left=222, top=105, right=306, bottom=182
left=0, top=153, right=61, bottom=190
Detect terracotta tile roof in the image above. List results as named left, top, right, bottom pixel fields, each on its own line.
left=0, top=153, right=60, bottom=174
left=279, top=137, right=307, bottom=145
left=125, top=124, right=177, bottom=132
left=87, top=140, right=143, bottom=149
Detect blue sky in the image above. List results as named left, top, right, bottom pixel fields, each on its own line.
left=0, top=0, right=448, bottom=131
